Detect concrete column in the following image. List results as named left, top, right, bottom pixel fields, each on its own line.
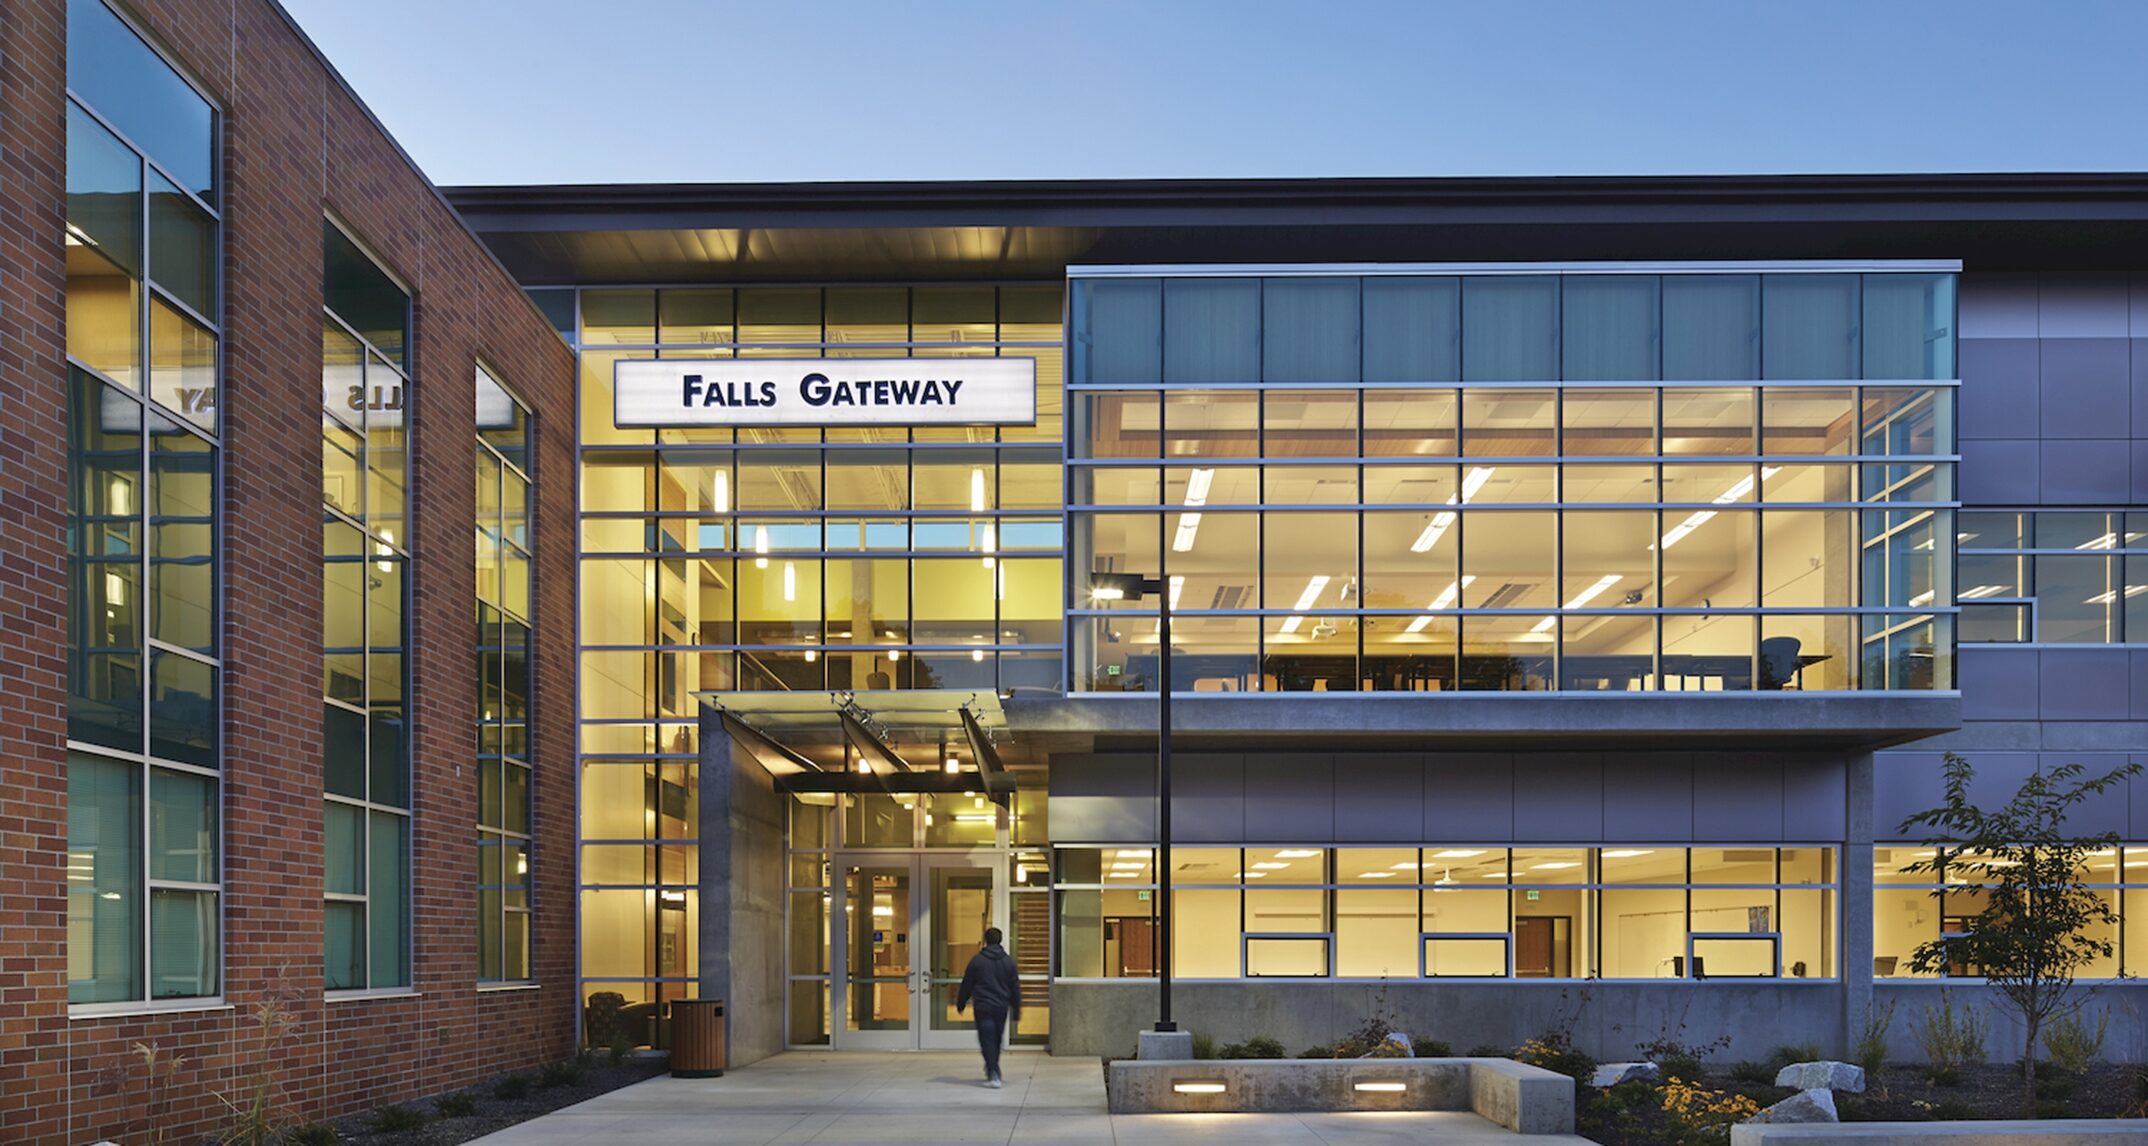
left=697, top=707, right=788, bottom=1066
left=698, top=709, right=735, bottom=1020
left=1842, top=750, right=1876, bottom=1056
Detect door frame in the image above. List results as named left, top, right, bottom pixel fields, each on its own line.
left=830, top=851, right=1005, bottom=1050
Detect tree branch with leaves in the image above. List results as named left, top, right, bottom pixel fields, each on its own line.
left=1897, top=752, right=2140, bottom=1113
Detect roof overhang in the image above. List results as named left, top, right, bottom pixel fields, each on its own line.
left=444, top=173, right=2148, bottom=285
left=702, top=689, right=1017, bottom=799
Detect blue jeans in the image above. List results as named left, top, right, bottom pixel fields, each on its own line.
left=974, top=1005, right=1008, bottom=1079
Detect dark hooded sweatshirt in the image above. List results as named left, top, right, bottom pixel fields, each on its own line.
left=955, top=943, right=1021, bottom=1018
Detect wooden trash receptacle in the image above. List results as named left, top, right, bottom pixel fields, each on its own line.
left=670, top=998, right=726, bottom=1078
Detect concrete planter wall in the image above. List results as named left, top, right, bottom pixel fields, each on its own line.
left=1105, top=1056, right=1575, bottom=1135
left=1733, top=1120, right=2148, bottom=1145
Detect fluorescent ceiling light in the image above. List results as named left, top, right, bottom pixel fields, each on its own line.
left=1391, top=862, right=1422, bottom=870
left=1355, top=871, right=1395, bottom=879
left=2085, top=585, right=2148, bottom=605
left=1658, top=467, right=1780, bottom=550
left=1116, top=850, right=1151, bottom=859
left=711, top=471, right=729, bottom=514
left=1108, top=872, right=1140, bottom=878
left=971, top=467, right=988, bottom=512
left=1432, top=849, right=1487, bottom=859
left=1532, top=574, right=1622, bottom=633
left=1171, top=468, right=1215, bottom=552
left=2077, top=532, right=2119, bottom=551
left=1278, top=575, right=1332, bottom=634
left=1251, top=861, right=1290, bottom=870
left=1529, top=861, right=1581, bottom=870
left=754, top=524, right=769, bottom=568
left=1168, top=574, right=1185, bottom=609
left=1409, top=467, right=1496, bottom=552
left=1275, top=849, right=1320, bottom=859
left=1601, top=849, right=1654, bottom=859
left=1185, top=467, right=1215, bottom=504
left=1172, top=513, right=1202, bottom=553
left=1406, top=576, right=1476, bottom=633
left=1958, top=584, right=2008, bottom=599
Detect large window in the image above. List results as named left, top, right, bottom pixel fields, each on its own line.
left=323, top=221, right=411, bottom=991
left=576, top=285, right=1064, bottom=1024
left=65, top=0, right=221, bottom=1007
left=1054, top=845, right=1835, bottom=980
left=477, top=366, right=534, bottom=981
left=1873, top=847, right=2142, bottom=979
left=1957, top=511, right=2148, bottom=644
left=1069, top=269, right=1957, bottom=694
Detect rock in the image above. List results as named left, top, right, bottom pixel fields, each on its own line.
left=1773, top=1060, right=1866, bottom=1093
left=1590, top=1061, right=1662, bottom=1088
left=1750, top=1088, right=1839, bottom=1123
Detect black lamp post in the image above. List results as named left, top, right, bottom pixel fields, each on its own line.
left=1089, top=569, right=1175, bottom=1032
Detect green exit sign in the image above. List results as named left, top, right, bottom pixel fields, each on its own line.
left=1526, top=889, right=1541, bottom=901
left=1136, top=889, right=1151, bottom=902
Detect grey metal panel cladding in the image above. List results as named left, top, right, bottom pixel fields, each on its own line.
left=1243, top=754, right=1333, bottom=841
left=2131, top=652, right=2148, bottom=719
left=1781, top=756, right=1848, bottom=840
left=1512, top=753, right=1604, bottom=841
left=1696, top=755, right=1784, bottom=842
left=1960, top=439, right=2039, bottom=505
left=1958, top=273, right=2038, bottom=339
left=2131, top=441, right=2148, bottom=502
left=2039, top=274, right=2132, bottom=338
left=1601, top=754, right=1694, bottom=841
left=2039, top=649, right=2132, bottom=721
left=2040, top=439, right=2130, bottom=504
left=2131, top=340, right=2148, bottom=438
left=1424, top=753, right=1516, bottom=841
left=1959, top=647, right=2041, bottom=721
left=1873, top=751, right=1945, bottom=838
left=2046, top=752, right=2132, bottom=836
left=2134, top=277, right=2148, bottom=336
left=1957, top=338, right=2039, bottom=441
left=1335, top=755, right=1425, bottom=841
left=1173, top=754, right=1246, bottom=842
left=2039, top=338, right=2131, bottom=440
left=1048, top=753, right=1157, bottom=842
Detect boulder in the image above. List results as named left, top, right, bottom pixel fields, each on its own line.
left=1750, top=1088, right=1838, bottom=1124
left=1589, top=1061, right=1662, bottom=1088
left=1773, top=1060, right=1866, bottom=1093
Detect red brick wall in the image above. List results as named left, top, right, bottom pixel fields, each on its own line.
left=0, top=1, right=578, bottom=1141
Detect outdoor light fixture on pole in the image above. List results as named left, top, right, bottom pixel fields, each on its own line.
left=1089, top=569, right=1176, bottom=1033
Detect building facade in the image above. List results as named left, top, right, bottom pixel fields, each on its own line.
left=9, top=0, right=2148, bottom=1140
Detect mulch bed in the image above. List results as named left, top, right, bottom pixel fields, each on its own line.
left=317, top=1057, right=668, bottom=1145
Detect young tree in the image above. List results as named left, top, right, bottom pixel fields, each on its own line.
left=1898, top=752, right=2141, bottom=1112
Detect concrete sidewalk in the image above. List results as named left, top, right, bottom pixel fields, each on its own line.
left=468, top=1051, right=1594, bottom=1145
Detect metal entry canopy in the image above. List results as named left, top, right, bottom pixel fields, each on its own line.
left=696, top=689, right=1015, bottom=799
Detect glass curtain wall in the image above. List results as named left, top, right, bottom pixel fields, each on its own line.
left=477, top=366, right=535, bottom=981
left=322, top=221, right=412, bottom=991
left=65, top=0, right=222, bottom=1006
left=1957, top=510, right=2148, bottom=644
left=1874, top=846, right=2148, bottom=979
left=1055, top=845, right=1835, bottom=980
left=569, top=283, right=1065, bottom=1041
left=1069, top=270, right=1958, bottom=693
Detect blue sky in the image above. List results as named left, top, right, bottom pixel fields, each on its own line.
left=281, top=0, right=2148, bottom=187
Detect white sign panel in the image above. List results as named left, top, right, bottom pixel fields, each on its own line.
left=614, top=357, right=1036, bottom=428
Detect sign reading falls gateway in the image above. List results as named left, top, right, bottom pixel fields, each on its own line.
left=614, top=357, right=1036, bottom=428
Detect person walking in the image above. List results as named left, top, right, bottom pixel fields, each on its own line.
left=954, top=926, right=1021, bottom=1088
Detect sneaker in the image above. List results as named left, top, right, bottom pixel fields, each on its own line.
left=985, top=1077, right=1003, bottom=1089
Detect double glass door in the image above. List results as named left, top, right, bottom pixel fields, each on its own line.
left=835, top=853, right=1002, bottom=1050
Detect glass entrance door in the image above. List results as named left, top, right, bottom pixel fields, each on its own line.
left=834, top=853, right=1002, bottom=1050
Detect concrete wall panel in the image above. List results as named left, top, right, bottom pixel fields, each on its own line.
left=1245, top=753, right=1334, bottom=841
left=1334, top=755, right=1426, bottom=841
left=1424, top=753, right=1516, bottom=841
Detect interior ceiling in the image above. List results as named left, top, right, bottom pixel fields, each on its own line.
left=445, top=174, right=2148, bottom=286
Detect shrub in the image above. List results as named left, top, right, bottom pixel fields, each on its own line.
left=284, top=1124, right=338, bottom=1146
left=1416, top=1038, right=1453, bottom=1057
left=367, top=1104, right=427, bottom=1133
left=2035, top=1099, right=2073, bottom=1119
left=492, top=1074, right=531, bottom=1101
left=1659, top=1075, right=1762, bottom=1141
left=1768, top=1043, right=1824, bottom=1069
left=1913, top=992, right=1989, bottom=1072
left=1635, top=1005, right=1728, bottom=1083
left=607, top=1029, right=638, bottom=1065
left=1190, top=1032, right=1216, bottom=1060
left=1928, top=1065, right=1962, bottom=1087
left=574, top=1044, right=597, bottom=1066
left=1466, top=1043, right=1508, bottom=1058
left=2044, top=1007, right=2108, bottom=1075
left=433, top=1093, right=478, bottom=1118
left=2035, top=1074, right=2075, bottom=1101
left=1854, top=998, right=1897, bottom=1077
left=1931, top=1098, right=1977, bottom=1120
left=1216, top=1042, right=1248, bottom=1060
left=1836, top=1095, right=1866, bottom=1121
left=1240, top=1035, right=1286, bottom=1060
left=1514, top=1037, right=1596, bottom=1085
left=1298, top=1044, right=1334, bottom=1059
left=1729, top=1060, right=1773, bottom=1084
left=538, top=1059, right=581, bottom=1089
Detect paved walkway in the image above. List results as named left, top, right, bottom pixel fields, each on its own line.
left=469, top=1051, right=1593, bottom=1145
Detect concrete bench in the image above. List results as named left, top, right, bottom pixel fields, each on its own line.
left=1105, top=1056, right=1575, bottom=1134
left=1732, top=1120, right=2148, bottom=1146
